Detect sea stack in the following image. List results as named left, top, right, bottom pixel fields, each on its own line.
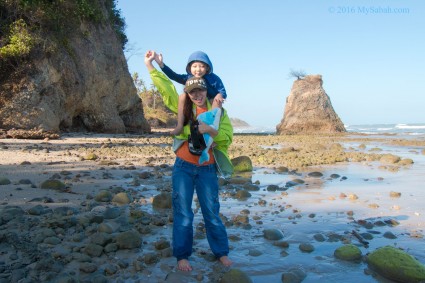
left=276, top=75, right=346, bottom=134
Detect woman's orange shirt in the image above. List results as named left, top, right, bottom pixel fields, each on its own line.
left=176, top=107, right=215, bottom=165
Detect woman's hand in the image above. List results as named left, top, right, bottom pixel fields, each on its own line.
left=144, top=50, right=156, bottom=71
left=198, top=121, right=218, bottom=138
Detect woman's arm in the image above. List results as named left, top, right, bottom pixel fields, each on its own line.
left=145, top=51, right=179, bottom=114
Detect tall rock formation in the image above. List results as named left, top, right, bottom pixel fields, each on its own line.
left=0, top=1, right=150, bottom=134
left=276, top=75, right=345, bottom=134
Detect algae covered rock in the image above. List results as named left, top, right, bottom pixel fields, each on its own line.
left=0, top=177, right=11, bottom=185
left=366, top=246, right=425, bottom=282
left=231, top=156, right=253, bottom=172
left=40, top=180, right=66, bottom=191
left=334, top=244, right=362, bottom=261
left=220, top=268, right=253, bottom=283
left=112, top=192, right=133, bottom=205
left=152, top=192, right=172, bottom=209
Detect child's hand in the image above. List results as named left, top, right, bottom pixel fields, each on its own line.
left=214, top=93, right=225, bottom=107
left=155, top=53, right=164, bottom=68
left=145, top=50, right=155, bottom=64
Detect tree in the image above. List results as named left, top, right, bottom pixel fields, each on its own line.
left=288, top=69, right=306, bottom=80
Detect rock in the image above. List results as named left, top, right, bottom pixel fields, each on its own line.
left=334, top=244, right=362, bottom=261
left=40, top=180, right=66, bottom=191
left=390, top=191, right=402, bottom=198
left=243, top=184, right=260, bottom=191
left=154, top=239, right=171, bottom=250
left=235, top=190, right=252, bottom=200
left=276, top=75, right=346, bottom=134
left=220, top=269, right=253, bottom=283
left=308, top=172, right=323, bottom=177
left=79, top=262, right=98, bottom=273
left=330, top=173, right=340, bottom=179
left=399, top=158, right=414, bottom=165
left=112, top=192, right=133, bottom=205
left=366, top=246, right=425, bottom=283
left=152, top=192, right=172, bottom=209
left=103, top=207, right=121, bottom=219
left=84, top=153, right=98, bottom=160
left=380, top=154, right=401, bottom=164
left=27, top=205, right=46, bottom=215
left=313, top=234, right=326, bottom=242
left=263, top=229, right=284, bottom=240
left=144, top=252, right=159, bottom=264
left=281, top=267, right=307, bottom=283
left=273, top=241, right=289, bottom=248
left=276, top=166, right=289, bottom=173
left=116, top=230, right=142, bottom=249
left=299, top=243, right=315, bottom=253
left=266, top=185, right=279, bottom=191
left=231, top=156, right=253, bottom=172
left=0, top=177, right=11, bottom=185
left=83, top=244, right=103, bottom=257
left=95, top=190, right=113, bottom=202
left=383, top=231, right=397, bottom=239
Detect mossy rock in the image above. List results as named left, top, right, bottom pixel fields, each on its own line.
left=112, top=192, right=133, bottom=205
left=95, top=190, right=113, bottom=202
left=40, top=180, right=66, bottom=191
left=152, top=192, right=172, bottom=209
left=334, top=244, right=362, bottom=261
left=366, top=246, right=425, bottom=282
left=0, top=177, right=11, bottom=185
left=220, top=268, right=253, bottom=283
left=84, top=153, right=98, bottom=160
left=231, top=156, right=253, bottom=172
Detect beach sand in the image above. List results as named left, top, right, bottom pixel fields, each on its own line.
left=1, top=131, right=424, bottom=282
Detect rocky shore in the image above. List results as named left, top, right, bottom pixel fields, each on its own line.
left=1, top=131, right=425, bottom=282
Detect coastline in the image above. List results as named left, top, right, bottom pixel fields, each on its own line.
left=1, top=130, right=425, bottom=282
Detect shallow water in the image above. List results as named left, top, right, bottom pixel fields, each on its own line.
left=129, top=136, right=425, bottom=282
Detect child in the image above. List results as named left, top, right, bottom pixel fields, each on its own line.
left=154, top=51, right=227, bottom=135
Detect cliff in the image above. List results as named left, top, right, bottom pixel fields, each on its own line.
left=0, top=0, right=150, bottom=134
left=276, top=75, right=345, bottom=134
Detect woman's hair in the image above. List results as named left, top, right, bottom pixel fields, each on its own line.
left=183, top=93, right=194, bottom=126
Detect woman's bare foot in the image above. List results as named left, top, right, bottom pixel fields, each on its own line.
left=177, top=259, right=192, bottom=271
left=219, top=256, right=233, bottom=267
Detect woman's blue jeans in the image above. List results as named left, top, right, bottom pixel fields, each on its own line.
left=172, top=157, right=229, bottom=261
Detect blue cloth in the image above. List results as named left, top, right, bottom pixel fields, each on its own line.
left=161, top=51, right=227, bottom=99
left=171, top=157, right=229, bottom=260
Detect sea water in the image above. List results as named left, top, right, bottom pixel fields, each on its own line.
left=234, top=123, right=425, bottom=136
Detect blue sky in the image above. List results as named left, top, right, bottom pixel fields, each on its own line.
left=116, top=0, right=424, bottom=127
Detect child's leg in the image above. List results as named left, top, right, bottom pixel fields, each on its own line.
left=209, top=98, right=222, bottom=130
left=170, top=93, right=187, bottom=135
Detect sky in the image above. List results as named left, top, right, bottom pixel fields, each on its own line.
left=116, top=0, right=425, bottom=127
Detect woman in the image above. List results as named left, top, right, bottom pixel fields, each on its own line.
left=145, top=51, right=234, bottom=271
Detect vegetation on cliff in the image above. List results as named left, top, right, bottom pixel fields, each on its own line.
left=132, top=72, right=177, bottom=128
left=0, top=0, right=126, bottom=81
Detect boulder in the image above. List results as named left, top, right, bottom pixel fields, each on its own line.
left=276, top=75, right=345, bottom=134
left=231, top=156, right=253, bottom=172
left=334, top=244, right=362, bottom=261
left=366, top=246, right=425, bottom=282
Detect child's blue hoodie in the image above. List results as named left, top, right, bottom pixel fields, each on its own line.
left=161, top=51, right=227, bottom=99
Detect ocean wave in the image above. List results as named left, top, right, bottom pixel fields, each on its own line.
left=396, top=124, right=425, bottom=129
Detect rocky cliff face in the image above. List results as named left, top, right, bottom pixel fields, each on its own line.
left=0, top=2, right=150, bottom=134
left=276, top=75, right=345, bottom=134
